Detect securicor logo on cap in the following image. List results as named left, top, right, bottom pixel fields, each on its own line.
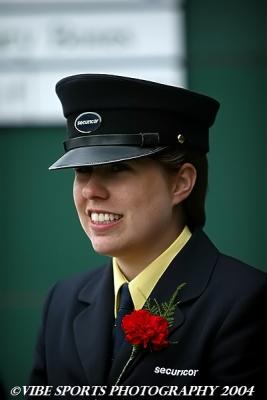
left=74, top=112, right=102, bottom=134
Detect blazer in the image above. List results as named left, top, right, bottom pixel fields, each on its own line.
left=29, top=230, right=267, bottom=398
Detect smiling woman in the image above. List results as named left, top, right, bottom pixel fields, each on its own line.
left=73, top=158, right=195, bottom=276
left=29, top=74, right=267, bottom=398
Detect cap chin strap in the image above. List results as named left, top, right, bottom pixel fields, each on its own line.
left=64, top=132, right=161, bottom=151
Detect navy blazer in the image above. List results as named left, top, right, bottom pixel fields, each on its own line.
left=29, top=230, right=267, bottom=398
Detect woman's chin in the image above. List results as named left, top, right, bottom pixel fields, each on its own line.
left=90, top=240, right=120, bottom=257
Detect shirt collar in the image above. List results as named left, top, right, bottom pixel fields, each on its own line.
left=113, top=225, right=191, bottom=316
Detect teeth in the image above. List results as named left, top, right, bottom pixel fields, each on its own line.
left=90, top=212, right=122, bottom=224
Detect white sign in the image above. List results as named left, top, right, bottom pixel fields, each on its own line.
left=0, top=0, right=186, bottom=125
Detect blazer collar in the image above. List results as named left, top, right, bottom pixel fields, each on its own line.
left=150, top=229, right=219, bottom=305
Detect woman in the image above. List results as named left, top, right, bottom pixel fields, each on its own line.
left=30, top=74, right=267, bottom=398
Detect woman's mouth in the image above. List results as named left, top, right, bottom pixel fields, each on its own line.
left=90, top=212, right=123, bottom=224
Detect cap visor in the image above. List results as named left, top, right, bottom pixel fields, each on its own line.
left=49, top=146, right=167, bottom=170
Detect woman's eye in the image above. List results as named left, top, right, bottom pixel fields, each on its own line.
left=110, top=163, right=130, bottom=172
left=74, top=166, right=92, bottom=174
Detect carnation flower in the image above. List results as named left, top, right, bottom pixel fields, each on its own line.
left=122, top=309, right=169, bottom=351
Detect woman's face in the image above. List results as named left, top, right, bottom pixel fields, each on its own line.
left=73, top=158, right=186, bottom=263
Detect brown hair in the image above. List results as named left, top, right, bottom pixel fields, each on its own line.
left=151, top=147, right=208, bottom=231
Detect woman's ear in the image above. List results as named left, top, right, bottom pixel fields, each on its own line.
left=172, top=162, right=197, bottom=205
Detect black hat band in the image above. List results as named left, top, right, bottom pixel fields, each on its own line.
left=64, top=132, right=162, bottom=152
left=63, top=129, right=211, bottom=152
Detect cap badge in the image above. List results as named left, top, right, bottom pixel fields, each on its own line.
left=74, top=112, right=102, bottom=134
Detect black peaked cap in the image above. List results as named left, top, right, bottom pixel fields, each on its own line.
left=49, top=74, right=220, bottom=170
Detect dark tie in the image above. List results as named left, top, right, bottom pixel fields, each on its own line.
left=113, top=283, right=134, bottom=358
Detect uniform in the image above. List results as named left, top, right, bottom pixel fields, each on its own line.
left=30, top=230, right=267, bottom=398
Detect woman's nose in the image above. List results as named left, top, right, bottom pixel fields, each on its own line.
left=81, top=173, right=109, bottom=200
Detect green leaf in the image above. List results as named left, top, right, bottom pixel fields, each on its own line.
left=143, top=282, right=186, bottom=328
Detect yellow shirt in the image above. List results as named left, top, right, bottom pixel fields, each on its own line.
left=112, top=225, right=191, bottom=316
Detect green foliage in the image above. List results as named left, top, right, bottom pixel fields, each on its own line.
left=143, top=282, right=186, bottom=327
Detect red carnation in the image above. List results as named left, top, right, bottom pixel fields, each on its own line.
left=121, top=309, right=169, bottom=351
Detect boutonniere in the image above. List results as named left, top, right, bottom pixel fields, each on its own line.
left=114, top=282, right=186, bottom=385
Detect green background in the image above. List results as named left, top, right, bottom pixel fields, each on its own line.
left=0, top=0, right=266, bottom=397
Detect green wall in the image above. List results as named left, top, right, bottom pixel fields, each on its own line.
left=0, top=1, right=266, bottom=397
left=186, top=0, right=266, bottom=269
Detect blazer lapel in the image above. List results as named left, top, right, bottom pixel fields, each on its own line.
left=107, top=340, right=133, bottom=385
left=73, top=263, right=114, bottom=385
left=108, top=229, right=219, bottom=384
